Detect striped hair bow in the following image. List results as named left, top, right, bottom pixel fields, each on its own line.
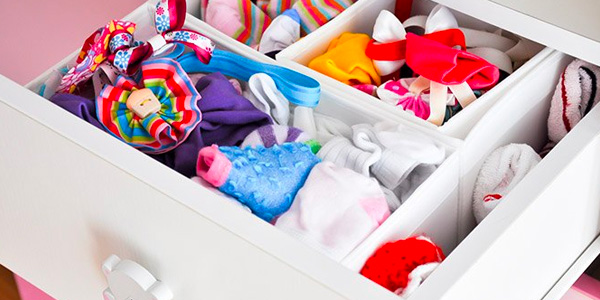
left=96, top=58, right=202, bottom=154
left=58, top=0, right=215, bottom=93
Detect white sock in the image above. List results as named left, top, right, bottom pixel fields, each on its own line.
left=473, top=144, right=541, bottom=223
left=313, top=112, right=353, bottom=144
left=275, top=162, right=390, bottom=261
left=245, top=73, right=291, bottom=125
left=317, top=135, right=382, bottom=177
left=259, top=9, right=301, bottom=54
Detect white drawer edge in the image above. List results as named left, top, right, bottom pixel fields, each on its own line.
left=542, top=235, right=600, bottom=300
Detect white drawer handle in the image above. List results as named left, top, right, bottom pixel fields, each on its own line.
left=102, top=255, right=173, bottom=300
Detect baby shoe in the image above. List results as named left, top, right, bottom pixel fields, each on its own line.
left=309, top=33, right=381, bottom=86
left=360, top=236, right=445, bottom=297
left=548, top=59, right=600, bottom=145
left=197, top=142, right=320, bottom=221
left=259, top=9, right=301, bottom=55
left=473, top=143, right=541, bottom=223
left=275, top=161, right=390, bottom=261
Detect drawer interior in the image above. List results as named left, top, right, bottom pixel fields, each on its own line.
left=277, top=0, right=550, bottom=139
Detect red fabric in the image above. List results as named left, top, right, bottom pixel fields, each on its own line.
left=394, top=0, right=413, bottom=22
left=366, top=29, right=466, bottom=61
left=405, top=33, right=499, bottom=89
left=360, top=237, right=445, bottom=293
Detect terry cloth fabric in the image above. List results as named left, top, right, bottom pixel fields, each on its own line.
left=473, top=143, right=541, bottom=223
left=275, top=161, right=390, bottom=261
left=259, top=9, right=301, bottom=54
left=360, top=236, right=445, bottom=297
left=308, top=33, right=381, bottom=86
left=197, top=142, right=320, bottom=222
left=152, top=72, right=272, bottom=177
left=241, top=124, right=311, bottom=148
left=548, top=59, right=600, bottom=145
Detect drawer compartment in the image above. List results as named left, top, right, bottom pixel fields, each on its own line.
left=276, top=0, right=551, bottom=139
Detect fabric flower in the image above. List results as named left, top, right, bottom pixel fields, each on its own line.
left=96, top=58, right=202, bottom=154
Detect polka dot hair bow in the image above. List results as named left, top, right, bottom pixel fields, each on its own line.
left=96, top=58, right=202, bottom=154
left=58, top=0, right=215, bottom=93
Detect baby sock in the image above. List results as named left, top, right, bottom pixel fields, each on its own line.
left=197, top=142, right=320, bottom=221
left=360, top=236, right=445, bottom=297
left=292, top=0, right=356, bottom=34
left=204, top=0, right=271, bottom=47
left=241, top=124, right=311, bottom=148
left=473, top=143, right=541, bottom=223
left=317, top=134, right=382, bottom=177
left=259, top=9, right=301, bottom=54
left=275, top=161, right=390, bottom=261
left=309, top=33, right=381, bottom=86
left=313, top=112, right=353, bottom=143
left=548, top=59, right=600, bottom=145
left=371, top=10, right=407, bottom=76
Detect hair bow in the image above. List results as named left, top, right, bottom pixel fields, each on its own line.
left=58, top=0, right=215, bottom=94
left=96, top=58, right=202, bottom=154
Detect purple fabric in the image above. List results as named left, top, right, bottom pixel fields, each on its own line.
left=285, top=127, right=303, bottom=143
left=257, top=125, right=277, bottom=147
left=152, top=72, right=272, bottom=176
left=48, top=72, right=272, bottom=177
left=49, top=93, right=104, bottom=130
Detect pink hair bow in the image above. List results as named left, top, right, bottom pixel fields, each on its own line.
left=58, top=0, right=215, bottom=93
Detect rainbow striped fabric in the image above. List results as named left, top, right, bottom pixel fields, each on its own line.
left=96, top=58, right=202, bottom=154
left=203, top=0, right=356, bottom=47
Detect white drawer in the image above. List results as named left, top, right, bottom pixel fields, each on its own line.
left=276, top=0, right=552, bottom=139
left=0, top=2, right=461, bottom=300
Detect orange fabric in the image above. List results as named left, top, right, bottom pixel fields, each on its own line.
left=308, top=33, right=381, bottom=86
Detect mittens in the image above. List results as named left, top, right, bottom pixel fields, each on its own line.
left=275, top=161, right=390, bottom=261
left=473, top=143, right=541, bottom=223
left=197, top=142, right=320, bottom=221
left=360, top=236, right=445, bottom=297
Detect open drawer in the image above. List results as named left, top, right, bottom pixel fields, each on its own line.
left=276, top=0, right=552, bottom=139
left=0, top=2, right=464, bottom=300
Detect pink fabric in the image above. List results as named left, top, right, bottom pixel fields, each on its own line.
left=15, top=275, right=55, bottom=300
left=360, top=197, right=391, bottom=225
left=405, top=33, right=499, bottom=89
left=562, top=274, right=600, bottom=300
left=204, top=0, right=246, bottom=40
left=196, top=145, right=232, bottom=187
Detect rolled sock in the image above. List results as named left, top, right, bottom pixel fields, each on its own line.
left=473, top=143, right=541, bottom=223
left=360, top=236, right=445, bottom=297
left=197, top=142, right=320, bottom=221
left=259, top=9, right=301, bottom=54
left=257, top=0, right=294, bottom=19
left=292, top=0, right=356, bottom=34
left=548, top=59, right=600, bottom=145
left=371, top=10, right=407, bottom=76
left=317, top=135, right=382, bottom=177
left=275, top=161, right=390, bottom=261
left=245, top=73, right=290, bottom=125
left=242, top=124, right=311, bottom=148
left=308, top=33, right=381, bottom=86
left=353, top=122, right=445, bottom=202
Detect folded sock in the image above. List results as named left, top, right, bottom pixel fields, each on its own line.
left=241, top=124, right=311, bottom=148
left=317, top=134, right=382, bottom=177
left=473, top=143, right=541, bottom=223
left=360, top=236, right=445, bottom=297
left=259, top=9, right=301, bottom=54
left=548, top=59, right=600, bottom=145
left=309, top=33, right=381, bottom=86
left=197, top=142, right=320, bottom=221
left=275, top=161, right=389, bottom=261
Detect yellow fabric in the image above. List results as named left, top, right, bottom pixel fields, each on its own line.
left=308, top=33, right=381, bottom=86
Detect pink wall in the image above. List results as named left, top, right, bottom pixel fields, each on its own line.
left=0, top=0, right=146, bottom=85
